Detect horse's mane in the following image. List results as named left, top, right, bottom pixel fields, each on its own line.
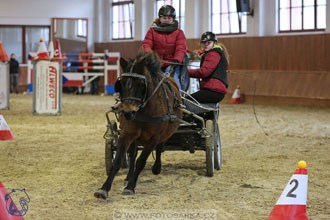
left=134, top=51, right=161, bottom=76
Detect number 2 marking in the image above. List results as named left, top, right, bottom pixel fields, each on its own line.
left=286, top=179, right=298, bottom=198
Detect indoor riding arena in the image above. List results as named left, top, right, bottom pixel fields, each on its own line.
left=1, top=1, right=330, bottom=220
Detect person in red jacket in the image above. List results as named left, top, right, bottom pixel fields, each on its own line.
left=188, top=32, right=229, bottom=103
left=142, top=5, right=187, bottom=90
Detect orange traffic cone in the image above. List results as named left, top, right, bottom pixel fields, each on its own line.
left=0, top=41, right=9, bottom=62
left=0, top=181, right=24, bottom=219
left=268, top=161, right=310, bottom=220
left=33, top=38, right=49, bottom=60
left=0, top=113, right=15, bottom=140
left=230, top=85, right=243, bottom=104
left=48, top=41, right=54, bottom=59
left=52, top=39, right=63, bottom=60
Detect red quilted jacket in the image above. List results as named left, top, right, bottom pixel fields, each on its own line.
left=142, top=25, right=186, bottom=68
left=188, top=51, right=228, bottom=94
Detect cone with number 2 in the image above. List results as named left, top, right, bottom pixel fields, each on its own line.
left=268, top=161, right=309, bottom=220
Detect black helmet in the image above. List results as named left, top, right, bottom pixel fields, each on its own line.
left=158, top=5, right=176, bottom=18
left=200, top=32, right=217, bottom=43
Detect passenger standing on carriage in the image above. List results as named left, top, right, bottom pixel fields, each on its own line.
left=188, top=32, right=229, bottom=103
left=142, top=5, right=186, bottom=90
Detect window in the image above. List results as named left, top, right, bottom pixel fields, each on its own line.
left=156, top=0, right=185, bottom=31
left=77, top=19, right=87, bottom=37
left=0, top=25, right=50, bottom=63
left=0, top=27, right=22, bottom=63
left=25, top=27, right=50, bottom=61
left=112, top=0, right=134, bottom=40
left=211, top=0, right=247, bottom=35
left=279, top=0, right=326, bottom=32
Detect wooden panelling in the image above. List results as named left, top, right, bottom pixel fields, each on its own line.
left=18, top=66, right=27, bottom=85
left=228, top=70, right=330, bottom=99
left=58, top=38, right=87, bottom=53
left=18, top=66, right=27, bottom=93
left=217, top=34, right=329, bottom=71
left=95, top=41, right=142, bottom=59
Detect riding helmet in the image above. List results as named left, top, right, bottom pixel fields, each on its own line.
left=158, top=5, right=176, bottom=18
left=200, top=31, right=217, bottom=43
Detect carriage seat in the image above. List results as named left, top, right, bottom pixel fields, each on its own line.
left=182, top=98, right=219, bottom=115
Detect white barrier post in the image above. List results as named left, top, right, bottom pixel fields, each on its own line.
left=32, top=60, right=62, bottom=115
left=0, top=62, right=9, bottom=110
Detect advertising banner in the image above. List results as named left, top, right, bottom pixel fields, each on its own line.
left=0, top=63, right=9, bottom=110
left=33, top=61, right=62, bottom=115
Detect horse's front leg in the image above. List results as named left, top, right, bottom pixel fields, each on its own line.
left=152, top=143, right=164, bottom=175
left=94, top=137, right=132, bottom=200
left=125, top=142, right=138, bottom=184
left=123, top=145, right=155, bottom=195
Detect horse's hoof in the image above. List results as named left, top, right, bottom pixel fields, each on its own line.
left=122, top=188, right=135, bottom=195
left=152, top=165, right=161, bottom=175
left=94, top=189, right=108, bottom=200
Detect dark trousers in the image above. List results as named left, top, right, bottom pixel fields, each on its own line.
left=10, top=73, right=19, bottom=93
left=90, top=77, right=99, bottom=95
left=190, top=89, right=225, bottom=103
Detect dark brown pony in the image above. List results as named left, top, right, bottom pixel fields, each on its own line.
left=94, top=51, right=182, bottom=199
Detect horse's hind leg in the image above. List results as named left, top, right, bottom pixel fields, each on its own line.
left=152, top=143, right=164, bottom=175
left=123, top=146, right=154, bottom=195
left=125, top=143, right=138, bottom=183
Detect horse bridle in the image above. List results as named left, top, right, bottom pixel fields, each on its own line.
left=115, top=61, right=168, bottom=109
left=117, top=73, right=148, bottom=104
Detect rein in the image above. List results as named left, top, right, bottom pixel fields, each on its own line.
left=139, top=74, right=169, bottom=109
left=135, top=73, right=181, bottom=123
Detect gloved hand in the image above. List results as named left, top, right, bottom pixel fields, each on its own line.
left=169, top=60, right=179, bottom=77
left=171, top=60, right=179, bottom=69
left=168, top=60, right=179, bottom=77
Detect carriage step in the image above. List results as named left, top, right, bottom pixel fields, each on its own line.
left=179, top=121, right=196, bottom=126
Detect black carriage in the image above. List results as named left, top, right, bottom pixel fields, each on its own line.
left=104, top=94, right=222, bottom=177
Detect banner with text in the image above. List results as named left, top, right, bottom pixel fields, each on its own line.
left=33, top=61, right=62, bottom=115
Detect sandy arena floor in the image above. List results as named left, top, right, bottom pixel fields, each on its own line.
left=0, top=94, right=329, bottom=220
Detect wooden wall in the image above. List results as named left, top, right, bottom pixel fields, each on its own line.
left=95, top=41, right=142, bottom=59
left=210, top=34, right=329, bottom=71
left=18, top=66, right=28, bottom=92
left=95, top=33, right=330, bottom=106
left=57, top=38, right=87, bottom=53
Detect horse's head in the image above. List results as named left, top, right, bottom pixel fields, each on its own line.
left=115, top=51, right=161, bottom=120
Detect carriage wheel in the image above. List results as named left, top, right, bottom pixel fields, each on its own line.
left=105, top=138, right=129, bottom=175
left=213, top=121, right=222, bottom=170
left=205, top=120, right=214, bottom=177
